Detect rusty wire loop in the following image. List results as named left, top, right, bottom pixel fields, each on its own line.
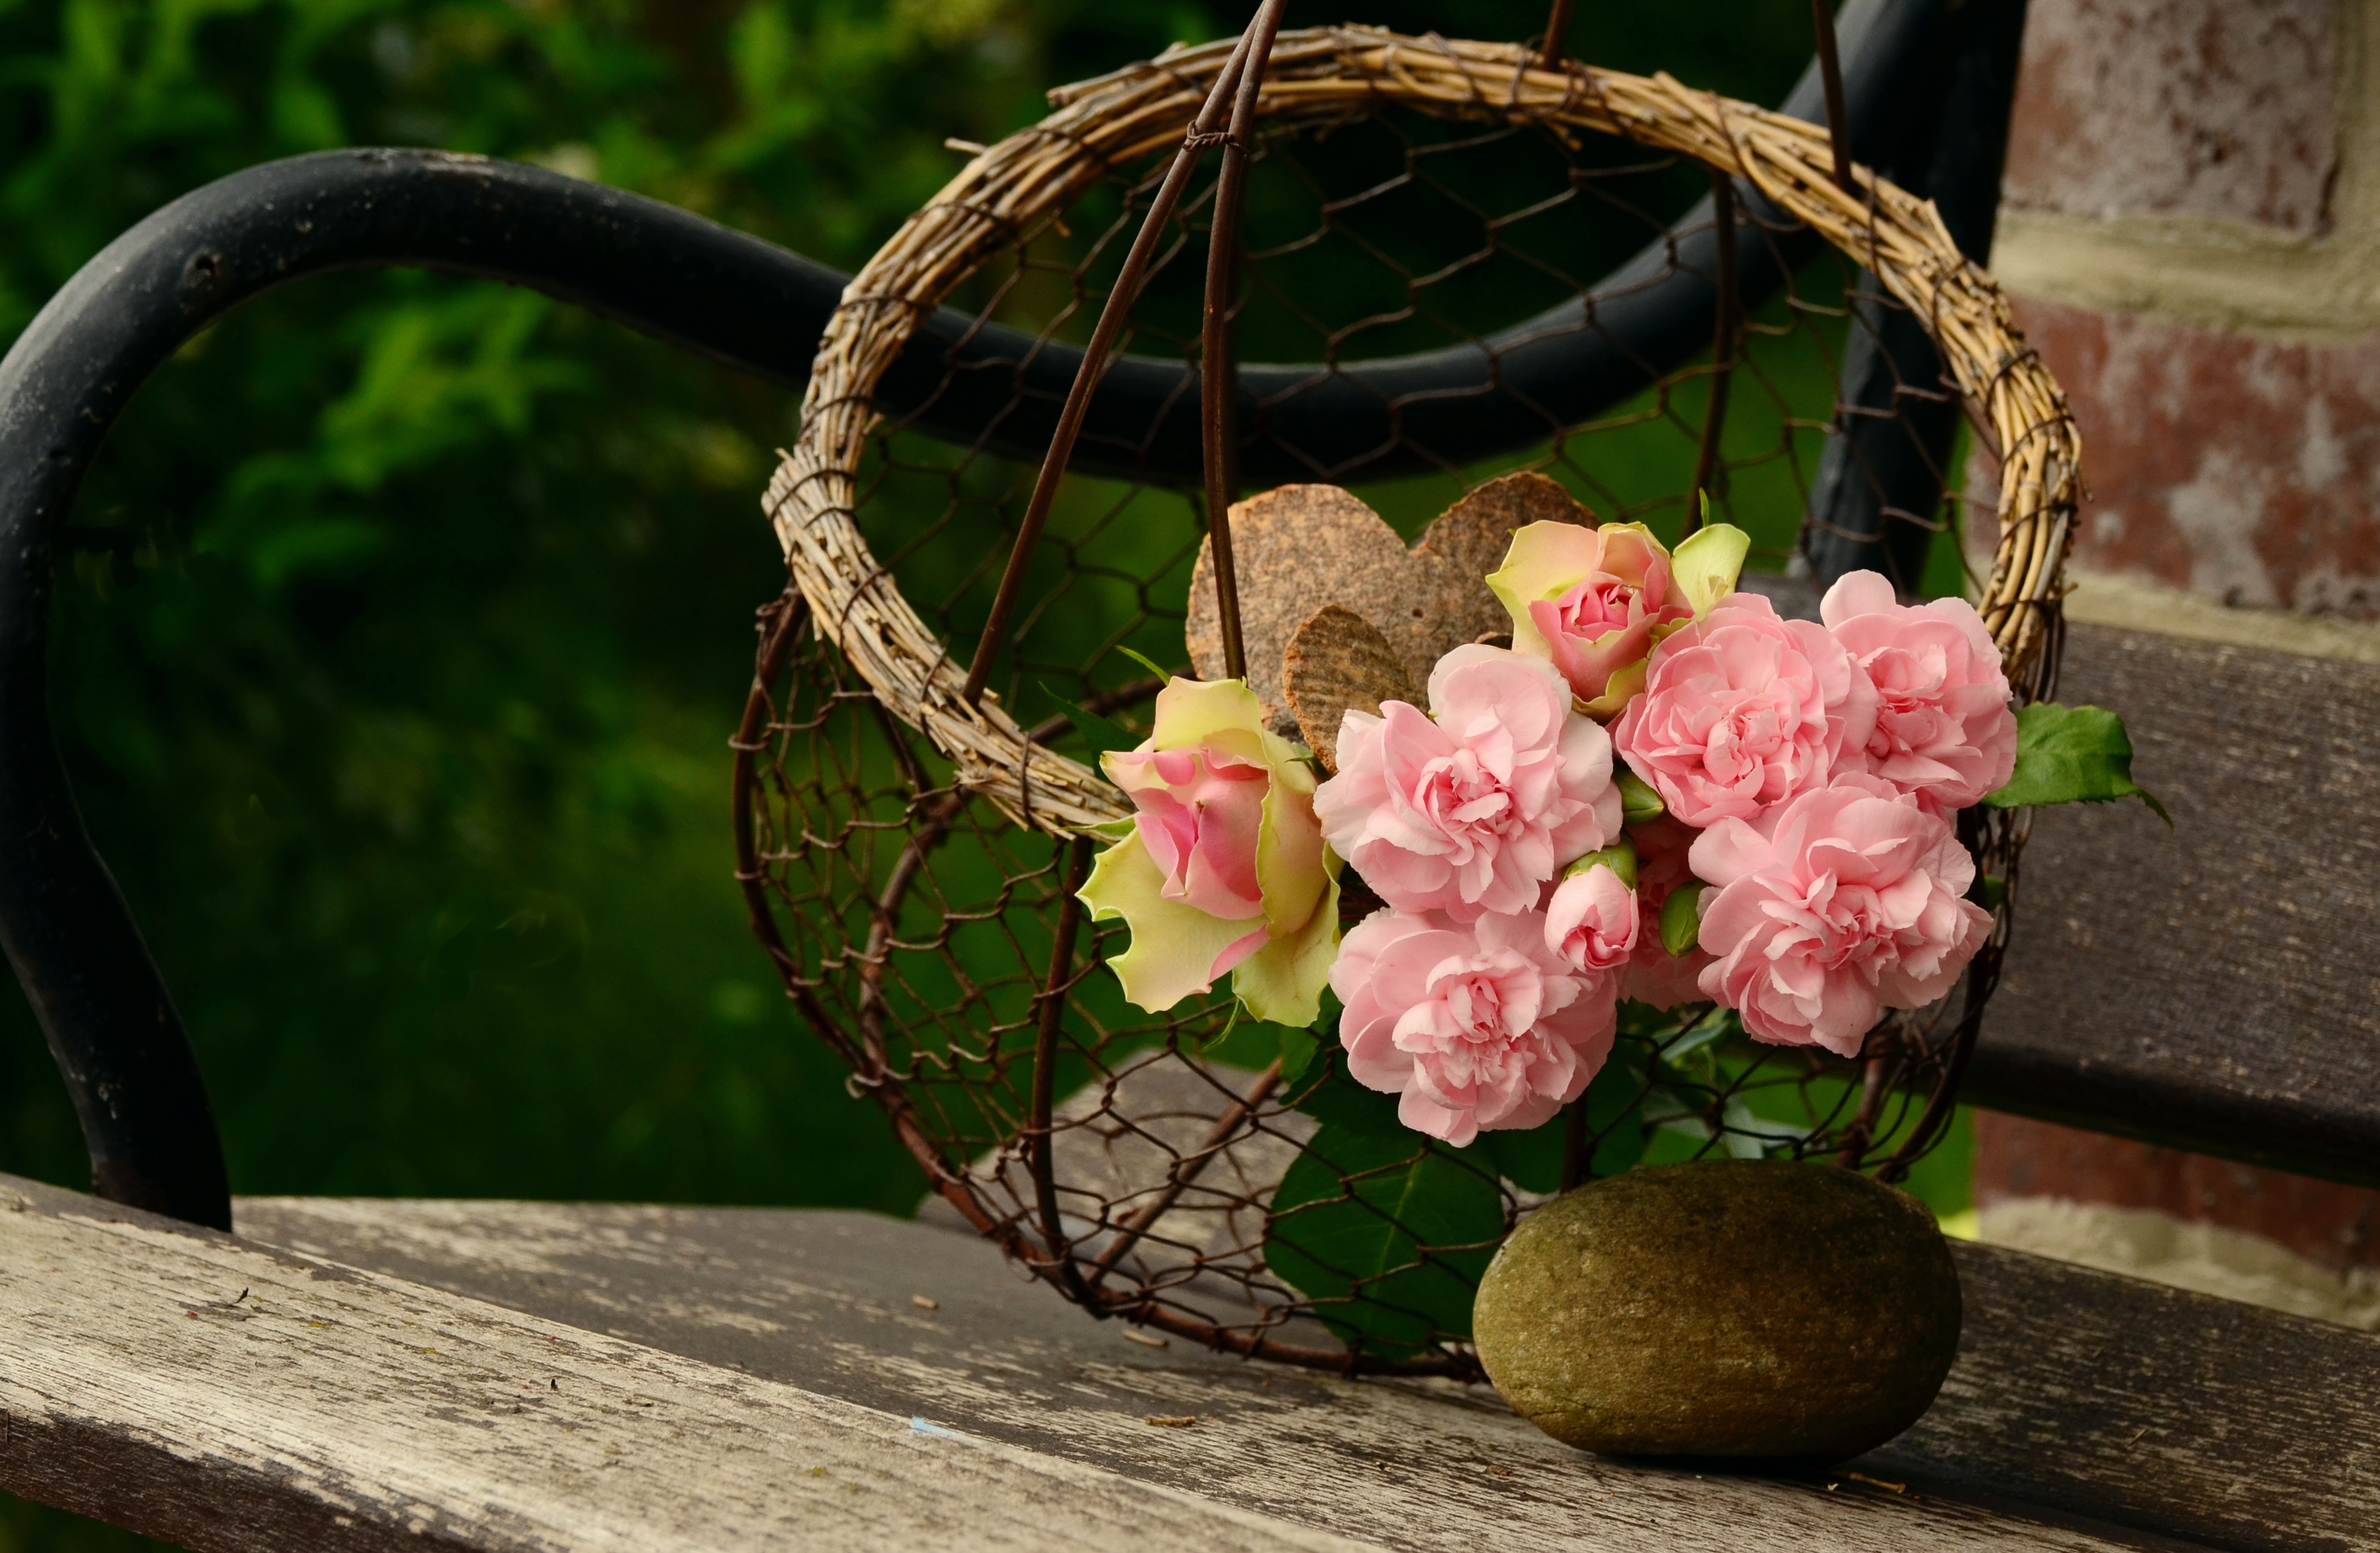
left=1084, top=1058, right=1285, bottom=1295
left=738, top=29, right=2076, bottom=1378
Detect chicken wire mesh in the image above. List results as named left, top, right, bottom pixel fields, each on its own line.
left=732, top=34, right=2067, bottom=1378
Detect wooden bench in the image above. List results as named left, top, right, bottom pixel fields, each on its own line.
left=1968, top=614, right=2380, bottom=1188
left=12, top=605, right=2378, bottom=1551
left=5, top=1167, right=2375, bottom=1552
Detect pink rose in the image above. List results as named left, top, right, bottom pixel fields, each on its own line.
left=1820, top=571, right=2017, bottom=814
left=1081, top=678, right=1339, bottom=1028
left=1316, top=645, right=1621, bottom=922
left=1544, top=864, right=1639, bottom=972
left=1488, top=520, right=1751, bottom=717
left=1105, top=745, right=1268, bottom=926
left=1331, top=907, right=1618, bottom=1146
left=1611, top=592, right=1878, bottom=829
left=1689, top=774, right=1992, bottom=1057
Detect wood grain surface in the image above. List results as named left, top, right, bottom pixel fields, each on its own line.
left=2, top=1176, right=2229, bottom=1553
left=1969, top=622, right=2380, bottom=1187
left=0, top=1178, right=1373, bottom=1553
left=1874, top=1235, right=2380, bottom=1552
left=229, top=1191, right=2376, bottom=1552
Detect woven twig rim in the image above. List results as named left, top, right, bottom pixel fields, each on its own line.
left=762, top=26, right=2080, bottom=835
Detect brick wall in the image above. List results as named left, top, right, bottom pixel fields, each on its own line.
left=1984, top=0, right=2380, bottom=616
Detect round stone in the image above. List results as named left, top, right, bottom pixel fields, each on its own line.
left=1473, top=1160, right=1962, bottom=1459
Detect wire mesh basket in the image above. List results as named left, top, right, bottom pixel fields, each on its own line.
left=733, top=24, right=2078, bottom=1378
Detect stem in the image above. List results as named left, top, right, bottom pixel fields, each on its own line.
left=1810, top=0, right=1854, bottom=191
left=1029, top=836, right=1098, bottom=1302
left=963, top=19, right=1266, bottom=706
left=1834, top=1049, right=1891, bottom=1167
left=1685, top=169, right=1739, bottom=534
left=1199, top=0, right=1289, bottom=683
left=1560, top=1092, right=1592, bottom=1190
left=1540, top=0, right=1577, bottom=67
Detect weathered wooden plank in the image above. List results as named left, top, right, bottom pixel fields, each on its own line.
left=4, top=1176, right=2177, bottom=1553
left=242, top=1193, right=2380, bottom=1552
left=0, top=1177, right=1371, bottom=1553
left=1875, top=1236, right=2380, bottom=1552
left=233, top=1192, right=2380, bottom=1553
left=1968, top=621, right=2380, bottom=1187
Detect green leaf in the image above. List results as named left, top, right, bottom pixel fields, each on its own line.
left=1477, top=1048, right=1650, bottom=1193
left=1984, top=703, right=2172, bottom=824
left=1719, top=1097, right=1802, bottom=1160
left=1278, top=1027, right=1321, bottom=1086
left=1286, top=1058, right=1406, bottom=1136
left=1479, top=1113, right=1566, bottom=1195
left=1660, top=1006, right=1737, bottom=1066
left=1114, top=646, right=1172, bottom=681
left=1265, top=1061, right=1506, bottom=1357
left=1585, top=1055, right=1651, bottom=1178
left=1201, top=1013, right=1320, bottom=1086
left=1039, top=682, right=1140, bottom=755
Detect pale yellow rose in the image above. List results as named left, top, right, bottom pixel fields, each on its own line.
left=1079, top=678, right=1340, bottom=1027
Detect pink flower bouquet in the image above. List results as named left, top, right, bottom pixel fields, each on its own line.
left=1086, top=502, right=2149, bottom=1174
left=1301, top=553, right=2018, bottom=1137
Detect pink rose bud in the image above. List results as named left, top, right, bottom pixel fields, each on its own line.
left=1688, top=772, right=1993, bottom=1057
left=1314, top=646, right=1621, bottom=922
left=1331, top=906, right=1617, bottom=1146
left=1615, top=768, right=1665, bottom=821
left=1657, top=880, right=1706, bottom=959
left=1819, top=570, right=2018, bottom=815
left=1613, top=814, right=1710, bottom=1008
left=1566, top=834, right=1639, bottom=889
left=1545, top=862, right=1640, bottom=973
left=1487, top=519, right=1751, bottom=717
left=1611, top=591, right=1880, bottom=830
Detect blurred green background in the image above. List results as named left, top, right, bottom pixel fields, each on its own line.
left=0, top=3, right=1963, bottom=1545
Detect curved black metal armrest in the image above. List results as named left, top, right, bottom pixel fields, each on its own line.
left=0, top=0, right=1965, bottom=1229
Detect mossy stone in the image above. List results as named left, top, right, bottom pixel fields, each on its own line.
left=1473, top=1161, right=1962, bottom=1459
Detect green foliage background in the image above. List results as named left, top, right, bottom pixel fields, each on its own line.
left=0, top=4, right=1962, bottom=1545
